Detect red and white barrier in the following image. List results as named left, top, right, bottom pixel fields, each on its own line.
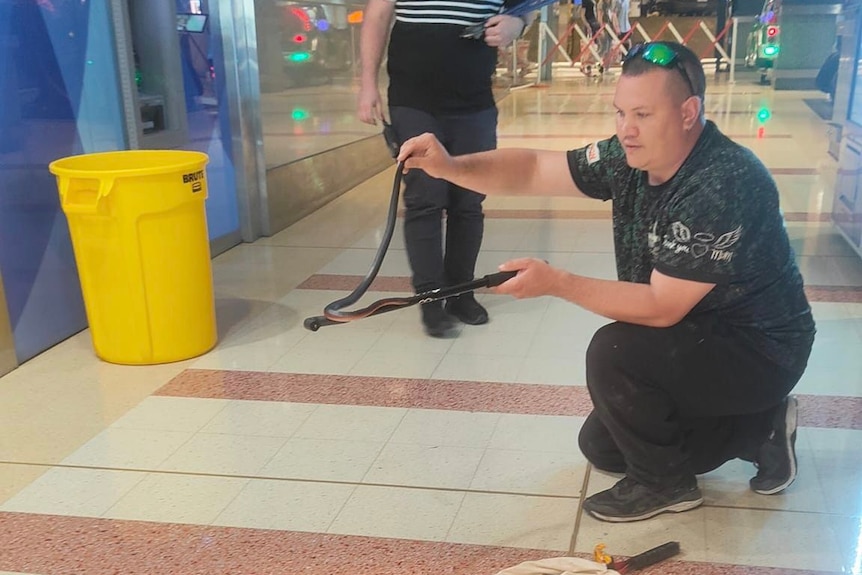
left=516, top=13, right=741, bottom=86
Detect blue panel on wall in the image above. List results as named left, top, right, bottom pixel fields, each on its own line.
left=0, top=0, right=125, bottom=362
left=0, top=0, right=240, bottom=363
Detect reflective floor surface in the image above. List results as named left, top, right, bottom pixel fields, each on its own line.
left=1, top=70, right=861, bottom=575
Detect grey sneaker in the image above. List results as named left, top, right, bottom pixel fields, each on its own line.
left=583, top=476, right=703, bottom=523
left=750, top=395, right=799, bottom=495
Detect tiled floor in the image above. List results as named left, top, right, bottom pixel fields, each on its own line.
left=2, top=70, right=862, bottom=575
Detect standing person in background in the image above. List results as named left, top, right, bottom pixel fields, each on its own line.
left=357, top=0, right=529, bottom=337
left=596, top=0, right=613, bottom=73
left=580, top=0, right=602, bottom=75
left=615, top=0, right=631, bottom=49
left=601, top=0, right=631, bottom=70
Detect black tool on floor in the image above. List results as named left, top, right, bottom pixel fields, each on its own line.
left=303, top=120, right=516, bottom=332
left=606, top=541, right=681, bottom=574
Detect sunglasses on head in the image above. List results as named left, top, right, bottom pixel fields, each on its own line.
left=624, top=42, right=697, bottom=98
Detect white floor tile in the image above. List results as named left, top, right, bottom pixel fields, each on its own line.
left=328, top=485, right=464, bottom=542
left=470, top=448, right=588, bottom=497
left=268, top=347, right=368, bottom=375
left=103, top=473, right=249, bottom=525
left=388, top=409, right=501, bottom=448
left=199, top=400, right=318, bottom=437
left=219, top=319, right=310, bottom=352
left=349, top=350, right=445, bottom=379
left=212, top=245, right=343, bottom=302
left=516, top=355, right=586, bottom=386
left=481, top=220, right=540, bottom=251
left=0, top=464, right=48, bottom=505
left=832, top=515, right=862, bottom=575
left=367, top=329, right=458, bottom=355
left=213, top=478, right=356, bottom=532
left=786, top=223, right=862, bottom=257
left=352, top=220, right=407, bottom=250
left=363, top=442, right=485, bottom=489
left=0, top=467, right=147, bottom=517
left=109, top=397, right=230, bottom=433
left=488, top=414, right=584, bottom=453
left=61, top=428, right=194, bottom=470
left=157, top=433, right=288, bottom=476
left=704, top=507, right=846, bottom=572
left=447, top=492, right=579, bottom=551
left=482, top=294, right=551, bottom=326
left=795, top=319, right=862, bottom=396
left=319, top=248, right=411, bottom=277
left=447, top=328, right=537, bottom=358
left=292, top=404, right=406, bottom=442
left=289, top=325, right=384, bottom=354
left=806, top=427, right=862, bottom=517
left=796, top=255, right=855, bottom=286
left=431, top=353, right=525, bottom=383
left=259, top=437, right=384, bottom=482
left=192, top=339, right=295, bottom=372
left=526, top=331, right=590, bottom=362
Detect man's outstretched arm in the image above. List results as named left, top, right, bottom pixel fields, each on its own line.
left=497, top=258, right=716, bottom=328
left=398, top=132, right=590, bottom=198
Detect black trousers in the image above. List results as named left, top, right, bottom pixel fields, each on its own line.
left=389, top=106, right=497, bottom=293
left=578, top=318, right=810, bottom=489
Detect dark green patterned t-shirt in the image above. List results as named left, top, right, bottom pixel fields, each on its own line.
left=566, top=121, right=815, bottom=373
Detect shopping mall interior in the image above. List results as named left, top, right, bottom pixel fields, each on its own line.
left=1, top=0, right=861, bottom=574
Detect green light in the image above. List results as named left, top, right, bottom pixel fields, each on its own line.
left=292, top=108, right=309, bottom=121
left=288, top=52, right=311, bottom=62
left=763, top=45, right=779, bottom=56
left=757, top=107, right=771, bottom=122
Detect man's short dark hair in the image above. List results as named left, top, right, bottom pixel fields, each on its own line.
left=621, top=42, right=706, bottom=103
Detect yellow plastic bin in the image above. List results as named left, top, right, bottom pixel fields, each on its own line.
left=49, top=150, right=217, bottom=365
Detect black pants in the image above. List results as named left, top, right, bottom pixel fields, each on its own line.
left=578, top=319, right=810, bottom=489
left=389, top=106, right=497, bottom=293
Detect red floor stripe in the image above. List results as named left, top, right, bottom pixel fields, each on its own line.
left=499, top=134, right=795, bottom=140
left=805, top=285, right=862, bottom=303
left=0, top=512, right=842, bottom=575
left=297, top=274, right=414, bottom=292
left=0, top=512, right=548, bottom=575
left=481, top=209, right=612, bottom=219
left=769, top=168, right=820, bottom=175
left=156, top=370, right=595, bottom=417
left=155, top=370, right=862, bottom=431
left=782, top=212, right=832, bottom=222
left=534, top=111, right=770, bottom=116
left=535, top=92, right=768, bottom=97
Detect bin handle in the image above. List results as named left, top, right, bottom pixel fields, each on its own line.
left=60, top=178, right=114, bottom=214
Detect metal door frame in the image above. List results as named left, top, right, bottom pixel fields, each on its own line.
left=212, top=0, right=268, bottom=241
left=0, top=271, right=18, bottom=376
